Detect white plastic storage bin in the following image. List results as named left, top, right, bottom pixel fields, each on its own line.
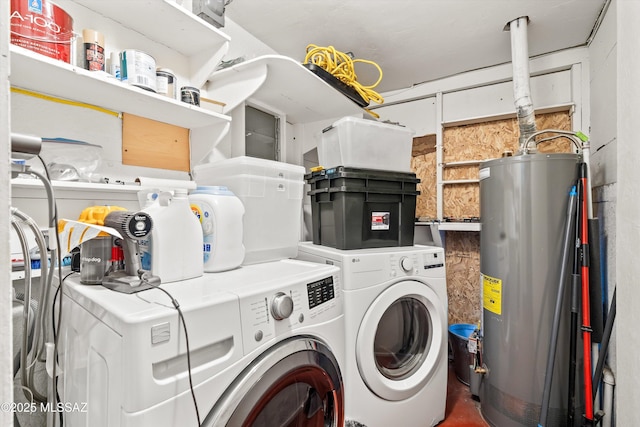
left=192, top=157, right=305, bottom=265
left=318, top=116, right=415, bottom=172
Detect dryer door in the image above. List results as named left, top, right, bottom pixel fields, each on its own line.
left=203, top=336, right=344, bottom=427
left=356, top=279, right=446, bottom=401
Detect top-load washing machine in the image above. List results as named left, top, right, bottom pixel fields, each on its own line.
left=297, top=243, right=448, bottom=427
left=57, top=259, right=345, bottom=427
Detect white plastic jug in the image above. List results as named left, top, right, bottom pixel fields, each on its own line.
left=142, top=189, right=203, bottom=283
left=189, top=186, right=245, bottom=272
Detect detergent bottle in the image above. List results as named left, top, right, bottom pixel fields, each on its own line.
left=142, top=188, right=203, bottom=283
left=189, top=186, right=245, bottom=272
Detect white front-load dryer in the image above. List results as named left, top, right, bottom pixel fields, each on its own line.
left=57, top=259, right=345, bottom=427
left=297, top=243, right=448, bottom=427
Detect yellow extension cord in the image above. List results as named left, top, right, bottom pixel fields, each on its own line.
left=304, top=44, right=384, bottom=109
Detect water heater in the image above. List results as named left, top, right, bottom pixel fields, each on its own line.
left=479, top=153, right=579, bottom=426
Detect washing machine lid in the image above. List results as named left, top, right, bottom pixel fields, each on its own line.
left=202, top=336, right=344, bottom=427
left=60, top=260, right=339, bottom=334
left=356, top=279, right=447, bottom=401
left=61, top=273, right=239, bottom=334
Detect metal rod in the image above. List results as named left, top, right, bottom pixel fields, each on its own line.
left=539, top=185, right=577, bottom=427
left=593, top=288, right=616, bottom=400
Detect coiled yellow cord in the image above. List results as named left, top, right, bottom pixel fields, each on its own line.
left=304, top=44, right=384, bottom=107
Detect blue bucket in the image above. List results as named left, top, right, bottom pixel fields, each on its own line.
left=448, top=323, right=477, bottom=385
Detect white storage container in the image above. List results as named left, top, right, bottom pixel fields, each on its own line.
left=318, top=116, right=415, bottom=172
left=192, top=157, right=305, bottom=265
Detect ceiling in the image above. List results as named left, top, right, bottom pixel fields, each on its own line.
left=224, top=0, right=608, bottom=96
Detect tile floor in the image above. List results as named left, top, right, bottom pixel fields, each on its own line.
left=437, top=362, right=490, bottom=427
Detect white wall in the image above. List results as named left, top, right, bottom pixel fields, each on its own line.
left=589, top=0, right=618, bottom=388
left=369, top=49, right=587, bottom=141
left=1, top=0, right=13, bottom=424
left=375, top=97, right=437, bottom=137
left=615, top=0, right=640, bottom=424
left=590, top=0, right=618, bottom=188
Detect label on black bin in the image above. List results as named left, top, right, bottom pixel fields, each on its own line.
left=371, top=211, right=390, bottom=230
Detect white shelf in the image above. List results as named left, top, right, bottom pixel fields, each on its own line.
left=10, top=46, right=231, bottom=130
left=71, top=0, right=228, bottom=56
left=442, top=179, right=480, bottom=185
left=442, top=160, right=483, bottom=167
left=69, top=0, right=231, bottom=87
left=438, top=222, right=482, bottom=231
left=205, top=55, right=365, bottom=123
left=11, top=178, right=143, bottom=200
left=12, top=269, right=42, bottom=281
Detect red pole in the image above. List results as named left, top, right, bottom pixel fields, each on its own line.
left=579, top=166, right=594, bottom=424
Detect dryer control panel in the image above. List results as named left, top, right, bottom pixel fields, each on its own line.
left=236, top=269, right=342, bottom=355
left=296, top=243, right=446, bottom=290
left=389, top=249, right=445, bottom=279
left=423, top=250, right=445, bottom=269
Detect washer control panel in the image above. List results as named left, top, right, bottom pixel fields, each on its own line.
left=238, top=271, right=342, bottom=354
left=270, top=292, right=294, bottom=320
left=307, top=276, right=335, bottom=309
left=399, top=256, right=414, bottom=272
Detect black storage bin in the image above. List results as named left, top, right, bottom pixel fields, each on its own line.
left=306, top=166, right=420, bottom=249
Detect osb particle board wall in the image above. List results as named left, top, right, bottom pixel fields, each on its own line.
left=411, top=135, right=437, bottom=219
left=412, top=111, right=572, bottom=325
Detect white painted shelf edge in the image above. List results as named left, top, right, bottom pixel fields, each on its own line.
left=442, top=160, right=483, bottom=167
left=10, top=46, right=231, bottom=129
left=69, top=0, right=231, bottom=57
left=11, top=270, right=42, bottom=281
left=438, top=222, right=482, bottom=231
left=441, top=179, right=480, bottom=185
left=11, top=178, right=143, bottom=195
left=206, top=55, right=365, bottom=123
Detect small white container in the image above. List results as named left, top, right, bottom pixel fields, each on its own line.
left=156, top=68, right=177, bottom=99
left=318, top=116, right=415, bottom=172
left=189, top=186, right=245, bottom=272
left=142, top=189, right=203, bottom=283
left=192, top=157, right=305, bottom=265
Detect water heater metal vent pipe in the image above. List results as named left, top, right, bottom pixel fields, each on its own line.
left=508, top=16, right=537, bottom=152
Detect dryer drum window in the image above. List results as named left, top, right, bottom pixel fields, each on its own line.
left=374, top=297, right=432, bottom=380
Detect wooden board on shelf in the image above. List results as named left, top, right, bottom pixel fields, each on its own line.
left=122, top=113, right=190, bottom=172
left=412, top=134, right=436, bottom=156
left=443, top=165, right=478, bottom=181
left=412, top=151, right=437, bottom=219
left=444, top=183, right=480, bottom=219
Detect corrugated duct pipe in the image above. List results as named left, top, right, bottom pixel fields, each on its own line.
left=508, top=16, right=537, bottom=152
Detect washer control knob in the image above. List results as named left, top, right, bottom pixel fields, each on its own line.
left=400, top=256, right=414, bottom=272
left=271, top=292, right=294, bottom=320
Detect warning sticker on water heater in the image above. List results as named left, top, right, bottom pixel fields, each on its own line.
left=482, top=274, right=502, bottom=315
left=371, top=212, right=390, bottom=230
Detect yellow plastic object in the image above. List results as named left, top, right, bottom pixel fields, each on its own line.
left=310, top=166, right=325, bottom=173
left=77, top=205, right=127, bottom=236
